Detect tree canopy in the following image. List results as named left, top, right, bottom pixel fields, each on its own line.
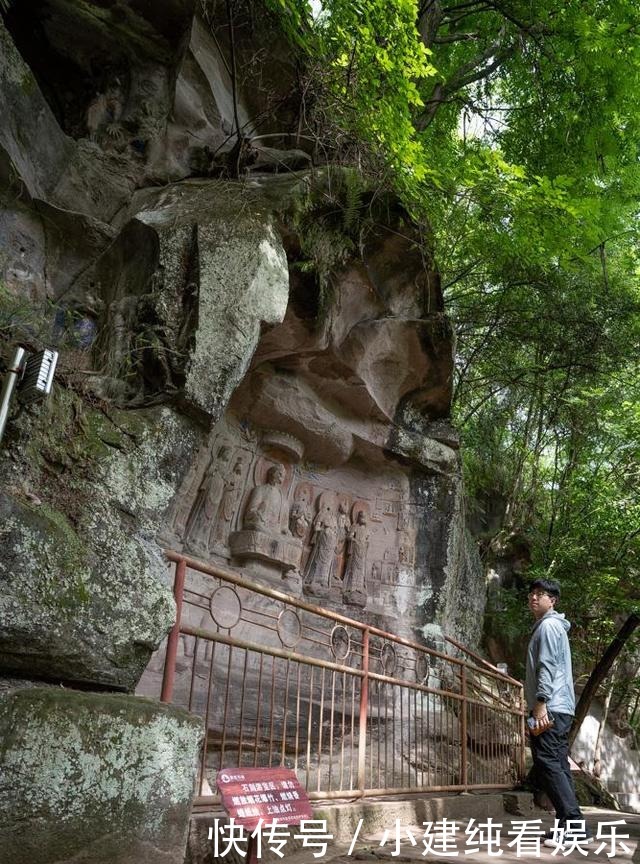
left=269, top=0, right=640, bottom=729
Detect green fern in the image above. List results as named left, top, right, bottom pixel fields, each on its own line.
left=281, top=166, right=380, bottom=322
left=341, top=169, right=365, bottom=233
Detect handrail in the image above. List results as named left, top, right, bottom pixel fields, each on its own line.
left=153, top=550, right=526, bottom=803
left=445, top=633, right=522, bottom=687
left=164, top=550, right=467, bottom=668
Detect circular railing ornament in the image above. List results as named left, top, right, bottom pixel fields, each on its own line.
left=379, top=642, right=397, bottom=676
left=209, top=585, right=242, bottom=629
left=415, top=652, right=431, bottom=683
left=277, top=608, right=302, bottom=648
left=330, top=624, right=351, bottom=661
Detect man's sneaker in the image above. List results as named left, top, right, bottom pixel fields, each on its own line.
left=543, top=827, right=565, bottom=846
left=543, top=832, right=592, bottom=849
left=543, top=834, right=562, bottom=848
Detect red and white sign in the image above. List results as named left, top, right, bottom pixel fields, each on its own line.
left=216, top=767, right=313, bottom=830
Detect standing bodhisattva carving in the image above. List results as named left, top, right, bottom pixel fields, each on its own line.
left=343, top=510, right=369, bottom=608
left=289, top=483, right=312, bottom=539
left=333, top=500, right=351, bottom=584
left=185, top=445, right=230, bottom=551
left=213, top=457, right=244, bottom=548
left=304, top=498, right=338, bottom=598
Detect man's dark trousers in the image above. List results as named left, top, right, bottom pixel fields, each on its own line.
left=530, top=712, right=583, bottom=828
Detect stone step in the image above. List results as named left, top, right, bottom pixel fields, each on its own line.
left=188, top=796, right=640, bottom=863
left=188, top=791, right=537, bottom=863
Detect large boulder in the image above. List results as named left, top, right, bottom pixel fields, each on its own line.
left=0, top=19, right=72, bottom=203
left=0, top=392, right=198, bottom=690
left=182, top=215, right=290, bottom=420
left=0, top=687, right=203, bottom=864
left=101, top=183, right=292, bottom=420
left=0, top=18, right=137, bottom=223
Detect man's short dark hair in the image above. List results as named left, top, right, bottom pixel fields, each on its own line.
left=529, top=578, right=560, bottom=599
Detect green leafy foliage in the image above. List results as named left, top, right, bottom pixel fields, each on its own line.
left=285, top=168, right=367, bottom=304
left=265, top=0, right=640, bottom=271
left=267, top=0, right=640, bottom=701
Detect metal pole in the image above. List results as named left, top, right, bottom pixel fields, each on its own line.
left=247, top=834, right=258, bottom=864
left=460, top=665, right=468, bottom=790
left=0, top=347, right=26, bottom=447
left=519, top=689, right=527, bottom=781
left=161, top=557, right=187, bottom=703
left=357, top=628, right=370, bottom=793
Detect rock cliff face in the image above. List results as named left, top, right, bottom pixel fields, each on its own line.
left=0, top=2, right=484, bottom=861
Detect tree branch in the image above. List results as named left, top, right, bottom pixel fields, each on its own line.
left=486, top=0, right=550, bottom=36
left=569, top=613, right=640, bottom=747
left=418, top=0, right=443, bottom=49
left=434, top=32, right=482, bottom=43
left=416, top=33, right=516, bottom=130
left=225, top=0, right=241, bottom=144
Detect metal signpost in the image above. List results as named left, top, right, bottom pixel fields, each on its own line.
left=0, top=346, right=59, bottom=447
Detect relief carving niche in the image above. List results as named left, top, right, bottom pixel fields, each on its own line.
left=161, top=220, right=462, bottom=640
left=165, top=413, right=420, bottom=630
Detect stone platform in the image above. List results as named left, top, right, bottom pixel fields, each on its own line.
left=186, top=793, right=640, bottom=863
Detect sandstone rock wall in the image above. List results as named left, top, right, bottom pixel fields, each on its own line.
left=0, top=2, right=484, bottom=860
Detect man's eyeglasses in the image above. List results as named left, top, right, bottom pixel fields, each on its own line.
left=528, top=590, right=552, bottom=599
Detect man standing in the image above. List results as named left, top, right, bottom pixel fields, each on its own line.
left=525, top=578, right=590, bottom=847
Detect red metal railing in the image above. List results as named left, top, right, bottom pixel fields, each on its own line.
left=148, top=551, right=525, bottom=804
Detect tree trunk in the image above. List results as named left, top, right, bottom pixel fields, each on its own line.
left=592, top=661, right=617, bottom=778
left=569, top=612, right=640, bottom=747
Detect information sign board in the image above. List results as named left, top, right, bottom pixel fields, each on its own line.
left=216, top=767, right=313, bottom=831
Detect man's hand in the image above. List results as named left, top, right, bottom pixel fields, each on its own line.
left=530, top=700, right=553, bottom=733
left=532, top=701, right=547, bottom=720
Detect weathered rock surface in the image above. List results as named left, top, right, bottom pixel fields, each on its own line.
left=0, top=18, right=72, bottom=204
left=0, top=0, right=486, bottom=692
left=0, top=0, right=486, bottom=831
left=128, top=199, right=291, bottom=422
left=146, top=212, right=481, bottom=648
left=0, top=19, right=136, bottom=223
left=187, top=217, right=289, bottom=416
left=431, top=476, right=486, bottom=650
left=0, top=394, right=198, bottom=689
left=0, top=687, right=203, bottom=864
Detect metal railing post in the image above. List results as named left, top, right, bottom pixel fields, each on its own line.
left=460, top=665, right=468, bottom=790
left=357, top=628, right=370, bottom=794
left=519, top=688, right=526, bottom=781
left=160, top=557, right=187, bottom=703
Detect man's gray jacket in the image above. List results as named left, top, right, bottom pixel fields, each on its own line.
left=525, top=609, right=576, bottom=714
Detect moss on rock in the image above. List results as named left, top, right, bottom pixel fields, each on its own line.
left=0, top=687, right=203, bottom=864
left=0, top=388, right=199, bottom=690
